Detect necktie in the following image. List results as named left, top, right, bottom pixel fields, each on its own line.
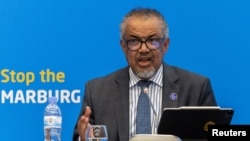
left=136, top=80, right=151, bottom=134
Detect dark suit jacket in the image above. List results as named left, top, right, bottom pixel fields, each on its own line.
left=72, top=63, right=217, bottom=141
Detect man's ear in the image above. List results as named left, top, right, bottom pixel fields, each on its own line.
left=163, top=38, right=170, bottom=53
left=120, top=40, right=127, bottom=52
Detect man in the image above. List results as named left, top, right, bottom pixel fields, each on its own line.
left=73, top=7, right=217, bottom=141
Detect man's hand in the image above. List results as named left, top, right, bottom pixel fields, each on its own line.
left=77, top=106, right=91, bottom=141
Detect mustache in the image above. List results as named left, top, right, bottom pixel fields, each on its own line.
left=136, top=55, right=152, bottom=61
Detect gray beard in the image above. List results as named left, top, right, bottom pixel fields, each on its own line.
left=136, top=67, right=155, bottom=79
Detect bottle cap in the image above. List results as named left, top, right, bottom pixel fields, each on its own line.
left=49, top=97, right=57, bottom=104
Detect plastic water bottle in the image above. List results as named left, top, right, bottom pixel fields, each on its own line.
left=44, top=97, right=62, bottom=141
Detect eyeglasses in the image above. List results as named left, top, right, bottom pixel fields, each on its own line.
left=124, top=37, right=165, bottom=51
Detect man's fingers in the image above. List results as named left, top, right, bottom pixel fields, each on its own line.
left=77, top=106, right=92, bottom=136
left=84, top=106, right=91, bottom=118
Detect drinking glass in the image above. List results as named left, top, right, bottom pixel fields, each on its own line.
left=85, top=125, right=108, bottom=141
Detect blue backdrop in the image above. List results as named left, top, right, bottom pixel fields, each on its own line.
left=1, top=0, right=250, bottom=141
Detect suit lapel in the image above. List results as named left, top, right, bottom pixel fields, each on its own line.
left=162, top=64, right=179, bottom=109
left=113, top=67, right=130, bottom=141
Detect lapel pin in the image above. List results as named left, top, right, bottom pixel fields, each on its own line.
left=169, top=93, right=177, bottom=100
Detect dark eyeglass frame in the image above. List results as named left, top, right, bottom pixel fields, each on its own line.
left=123, top=37, right=165, bottom=51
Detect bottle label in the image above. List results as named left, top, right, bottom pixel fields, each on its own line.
left=44, top=116, right=62, bottom=129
